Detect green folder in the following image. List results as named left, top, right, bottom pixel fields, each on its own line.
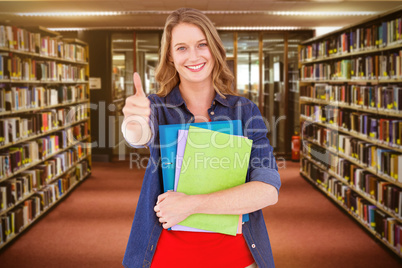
left=176, top=126, right=253, bottom=236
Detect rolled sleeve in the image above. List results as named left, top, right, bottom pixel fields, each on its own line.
left=250, top=168, right=281, bottom=193
left=245, top=104, right=281, bottom=194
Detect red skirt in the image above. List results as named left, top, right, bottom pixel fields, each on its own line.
left=150, top=229, right=255, bottom=268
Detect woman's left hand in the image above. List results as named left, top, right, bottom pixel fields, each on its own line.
left=153, top=191, right=197, bottom=229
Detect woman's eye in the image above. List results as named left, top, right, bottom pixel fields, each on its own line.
left=177, top=47, right=186, bottom=51
left=199, top=43, right=208, bottom=47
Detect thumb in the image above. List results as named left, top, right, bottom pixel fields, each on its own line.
left=133, top=72, right=145, bottom=97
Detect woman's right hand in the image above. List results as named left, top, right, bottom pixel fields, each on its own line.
left=121, top=72, right=152, bottom=145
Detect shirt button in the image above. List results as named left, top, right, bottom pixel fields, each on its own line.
left=251, top=244, right=256, bottom=248
left=190, top=116, right=194, bottom=121
left=210, top=111, right=215, bottom=115
left=213, top=101, right=216, bottom=105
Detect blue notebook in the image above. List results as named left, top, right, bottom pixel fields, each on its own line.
left=159, top=120, right=249, bottom=222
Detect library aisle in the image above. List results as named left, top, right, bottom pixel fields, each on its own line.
left=0, top=160, right=400, bottom=268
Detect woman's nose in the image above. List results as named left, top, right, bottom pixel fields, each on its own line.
left=188, top=48, right=199, bottom=61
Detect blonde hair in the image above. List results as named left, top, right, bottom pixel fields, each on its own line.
left=155, top=8, right=236, bottom=98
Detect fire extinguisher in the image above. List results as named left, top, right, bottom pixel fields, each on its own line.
left=291, top=132, right=300, bottom=161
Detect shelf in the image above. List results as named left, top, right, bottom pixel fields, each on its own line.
left=298, top=6, right=402, bottom=260
left=303, top=138, right=402, bottom=189
left=0, top=135, right=91, bottom=184
left=299, top=97, right=402, bottom=118
left=301, top=5, right=402, bottom=44
left=0, top=117, right=90, bottom=151
left=0, top=99, right=89, bottom=117
left=23, top=26, right=61, bottom=38
left=0, top=171, right=91, bottom=250
left=300, top=115, right=402, bottom=153
left=0, top=79, right=88, bottom=84
left=299, top=169, right=402, bottom=258
left=300, top=154, right=402, bottom=222
left=299, top=42, right=402, bottom=65
left=0, top=46, right=88, bottom=66
left=0, top=153, right=91, bottom=217
left=62, top=38, right=88, bottom=47
left=299, top=79, right=402, bottom=84
left=0, top=28, right=91, bottom=249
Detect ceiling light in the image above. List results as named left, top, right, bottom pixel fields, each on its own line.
left=218, top=26, right=306, bottom=31
left=49, top=27, right=163, bottom=31
left=269, top=11, right=376, bottom=16
left=113, top=55, right=125, bottom=60
left=315, top=27, right=343, bottom=36
left=113, top=39, right=133, bottom=43
left=17, top=10, right=378, bottom=17
left=50, top=26, right=313, bottom=32
left=113, top=49, right=134, bottom=52
left=48, top=28, right=84, bottom=31
left=17, top=11, right=126, bottom=17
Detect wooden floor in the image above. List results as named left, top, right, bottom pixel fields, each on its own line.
left=0, top=160, right=400, bottom=267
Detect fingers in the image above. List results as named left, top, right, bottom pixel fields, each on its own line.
left=124, top=95, right=150, bottom=108
left=156, top=192, right=170, bottom=204
left=159, top=218, right=171, bottom=229
left=155, top=208, right=169, bottom=228
left=122, top=81, right=150, bottom=121
left=133, top=72, right=145, bottom=97
left=122, top=106, right=151, bottom=120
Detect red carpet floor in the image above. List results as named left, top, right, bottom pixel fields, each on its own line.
left=0, top=160, right=400, bottom=267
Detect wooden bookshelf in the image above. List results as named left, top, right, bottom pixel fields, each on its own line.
left=0, top=25, right=91, bottom=249
left=298, top=7, right=402, bottom=258
left=300, top=168, right=402, bottom=258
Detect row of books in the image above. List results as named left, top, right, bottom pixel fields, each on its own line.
left=0, top=85, right=87, bottom=112
left=0, top=148, right=89, bottom=213
left=301, top=105, right=402, bottom=146
left=302, top=157, right=401, bottom=219
left=301, top=84, right=402, bottom=112
left=0, top=25, right=86, bottom=62
left=0, top=123, right=89, bottom=178
left=303, top=124, right=400, bottom=176
left=300, top=52, right=402, bottom=81
left=301, top=159, right=402, bottom=253
left=0, top=159, right=89, bottom=245
left=302, top=131, right=402, bottom=183
left=0, top=53, right=86, bottom=81
left=299, top=18, right=402, bottom=61
left=0, top=107, right=88, bottom=145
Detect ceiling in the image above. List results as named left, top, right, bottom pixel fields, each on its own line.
left=0, top=0, right=401, bottom=34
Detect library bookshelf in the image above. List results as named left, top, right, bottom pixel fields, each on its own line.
left=298, top=7, right=402, bottom=257
left=0, top=25, right=91, bottom=249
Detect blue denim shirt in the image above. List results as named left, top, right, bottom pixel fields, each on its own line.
left=122, top=85, right=281, bottom=268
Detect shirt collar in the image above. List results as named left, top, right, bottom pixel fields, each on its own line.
left=166, top=84, right=230, bottom=107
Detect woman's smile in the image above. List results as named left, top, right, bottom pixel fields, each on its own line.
left=185, top=63, right=206, bottom=72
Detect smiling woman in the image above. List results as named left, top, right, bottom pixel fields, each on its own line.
left=169, top=23, right=215, bottom=86
left=121, top=7, right=281, bottom=268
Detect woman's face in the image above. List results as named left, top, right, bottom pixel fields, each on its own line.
left=170, top=23, right=215, bottom=86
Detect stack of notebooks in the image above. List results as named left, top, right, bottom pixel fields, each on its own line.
left=159, top=120, right=252, bottom=236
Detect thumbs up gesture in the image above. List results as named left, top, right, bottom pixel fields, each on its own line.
left=121, top=72, right=152, bottom=145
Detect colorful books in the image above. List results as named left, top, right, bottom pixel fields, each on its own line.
left=159, top=121, right=252, bottom=235
left=159, top=120, right=243, bottom=193
left=171, top=129, right=243, bottom=234
left=175, top=126, right=253, bottom=236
